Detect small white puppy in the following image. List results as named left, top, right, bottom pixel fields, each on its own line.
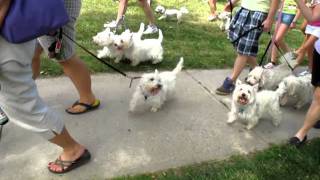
left=277, top=73, right=313, bottom=109
left=129, top=58, right=184, bottom=112
left=114, top=28, right=163, bottom=66
left=92, top=28, right=124, bottom=63
left=155, top=5, right=189, bottom=23
left=245, top=64, right=292, bottom=90
left=93, top=23, right=145, bottom=63
left=227, top=80, right=284, bottom=130
left=218, top=11, right=231, bottom=31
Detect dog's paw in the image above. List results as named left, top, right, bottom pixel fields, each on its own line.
left=151, top=107, right=159, bottom=112
left=227, top=118, right=236, bottom=124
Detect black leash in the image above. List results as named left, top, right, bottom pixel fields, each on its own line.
left=62, top=31, right=141, bottom=87
left=231, top=25, right=263, bottom=44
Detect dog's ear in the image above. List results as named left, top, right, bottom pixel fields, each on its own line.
left=236, top=79, right=242, bottom=86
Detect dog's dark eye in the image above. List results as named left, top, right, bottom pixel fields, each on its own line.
left=114, top=44, right=117, bottom=47
left=248, top=90, right=251, bottom=94
left=253, top=77, right=257, bottom=80
left=150, top=78, right=154, bottom=81
left=240, top=88, right=242, bottom=91
left=121, top=40, right=124, bottom=43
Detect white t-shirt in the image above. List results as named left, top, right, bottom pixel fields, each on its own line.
left=315, top=39, right=320, bottom=54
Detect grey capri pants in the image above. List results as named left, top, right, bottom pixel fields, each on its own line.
left=0, top=37, right=64, bottom=140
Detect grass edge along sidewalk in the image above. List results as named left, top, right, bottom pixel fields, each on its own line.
left=115, top=138, right=320, bottom=180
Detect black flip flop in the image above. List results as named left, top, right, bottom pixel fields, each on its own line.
left=66, top=100, right=100, bottom=115
left=288, top=136, right=307, bottom=148
left=48, top=149, right=91, bottom=174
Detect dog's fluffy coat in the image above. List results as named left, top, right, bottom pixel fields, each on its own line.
left=227, top=80, right=284, bottom=129
left=155, top=5, right=189, bottom=23
left=129, top=58, right=184, bottom=112
left=277, top=73, right=313, bottom=109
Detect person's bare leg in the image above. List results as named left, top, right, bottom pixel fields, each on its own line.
left=223, top=0, right=239, bottom=12
left=116, top=0, right=128, bottom=22
left=247, top=56, right=257, bottom=68
left=208, top=0, right=217, bottom=16
left=32, top=44, right=44, bottom=80
left=294, top=87, right=320, bottom=141
left=138, top=0, right=155, bottom=25
left=296, top=35, right=317, bottom=67
left=48, top=127, right=86, bottom=172
left=230, top=54, right=250, bottom=81
left=60, top=55, right=96, bottom=113
left=271, top=23, right=290, bottom=64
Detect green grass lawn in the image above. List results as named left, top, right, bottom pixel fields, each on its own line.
left=40, top=0, right=305, bottom=76
left=115, top=138, right=320, bottom=180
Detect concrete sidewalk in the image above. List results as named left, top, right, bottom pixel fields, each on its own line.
left=0, top=70, right=319, bottom=179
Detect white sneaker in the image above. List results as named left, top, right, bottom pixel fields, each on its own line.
left=143, top=24, right=158, bottom=34
left=298, top=70, right=310, bottom=76
left=104, top=17, right=124, bottom=29
left=208, top=14, right=217, bottom=21
left=263, top=62, right=276, bottom=69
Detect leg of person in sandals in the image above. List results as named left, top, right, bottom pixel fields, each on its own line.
left=0, top=37, right=91, bottom=174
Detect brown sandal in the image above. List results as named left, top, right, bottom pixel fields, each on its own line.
left=48, top=149, right=91, bottom=174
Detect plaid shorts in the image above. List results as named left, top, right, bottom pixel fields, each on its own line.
left=228, top=8, right=267, bottom=57
left=38, top=0, right=82, bottom=61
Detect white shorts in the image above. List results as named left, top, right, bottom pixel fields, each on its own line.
left=305, top=24, right=320, bottom=38
left=0, top=37, right=64, bottom=140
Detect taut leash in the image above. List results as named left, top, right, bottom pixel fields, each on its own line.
left=62, top=31, right=141, bottom=88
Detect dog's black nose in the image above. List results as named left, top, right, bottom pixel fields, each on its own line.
left=241, top=93, right=246, bottom=97
left=245, top=77, right=248, bottom=81
left=157, top=84, right=162, bottom=88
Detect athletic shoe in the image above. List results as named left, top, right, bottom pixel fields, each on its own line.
left=215, top=77, right=235, bottom=95
left=143, top=24, right=158, bottom=34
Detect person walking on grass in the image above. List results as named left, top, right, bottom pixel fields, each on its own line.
left=289, top=0, right=320, bottom=148
left=0, top=0, right=91, bottom=174
left=215, top=0, right=280, bottom=95
left=104, top=0, right=158, bottom=34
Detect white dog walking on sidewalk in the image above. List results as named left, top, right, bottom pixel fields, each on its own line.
left=129, top=58, right=184, bottom=112
left=227, top=80, right=285, bottom=130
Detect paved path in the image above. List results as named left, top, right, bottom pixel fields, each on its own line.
left=0, top=70, right=319, bottom=179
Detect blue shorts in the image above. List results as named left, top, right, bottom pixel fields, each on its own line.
left=280, top=13, right=295, bottom=26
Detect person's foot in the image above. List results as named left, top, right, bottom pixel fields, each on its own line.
left=48, top=145, right=89, bottom=173
left=66, top=99, right=100, bottom=115
left=215, top=77, right=235, bottom=95
left=288, top=136, right=307, bottom=148
left=208, top=14, right=217, bottom=21
left=104, top=17, right=124, bottom=29
left=143, top=24, right=158, bottom=34
left=263, top=62, right=276, bottom=69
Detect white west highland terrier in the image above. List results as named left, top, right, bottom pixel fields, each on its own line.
left=245, top=64, right=292, bottom=90
left=114, top=27, right=163, bottom=66
left=155, top=5, right=189, bottom=23
left=129, top=58, right=184, bottom=112
left=218, top=11, right=231, bottom=32
left=277, top=73, right=313, bottom=109
left=93, top=23, right=145, bottom=63
left=227, top=80, right=284, bottom=130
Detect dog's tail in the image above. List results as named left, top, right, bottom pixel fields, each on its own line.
left=136, top=22, right=145, bottom=38
left=158, top=29, right=163, bottom=43
left=172, top=57, right=184, bottom=75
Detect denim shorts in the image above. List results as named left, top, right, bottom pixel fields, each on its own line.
left=280, top=13, right=295, bottom=26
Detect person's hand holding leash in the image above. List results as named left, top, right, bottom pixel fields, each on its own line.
left=262, top=17, right=273, bottom=32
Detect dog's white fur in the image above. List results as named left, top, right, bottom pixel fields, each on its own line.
left=93, top=23, right=145, bottom=63
left=227, top=80, right=284, bottom=129
left=93, top=28, right=124, bottom=62
left=114, top=27, right=163, bottom=66
left=245, top=64, right=292, bottom=90
left=218, top=12, right=231, bottom=31
left=155, top=5, right=189, bottom=23
left=277, top=74, right=313, bottom=109
left=129, top=58, right=184, bottom=112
